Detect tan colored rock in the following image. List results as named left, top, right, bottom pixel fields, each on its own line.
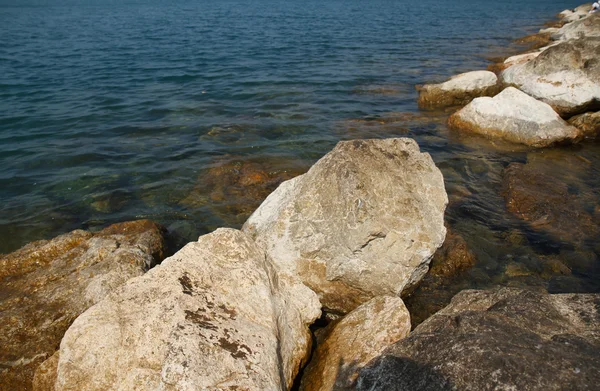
left=46, top=228, right=320, bottom=391
left=502, top=37, right=600, bottom=116
left=553, top=11, right=600, bottom=40
left=428, top=227, right=476, bottom=278
left=568, top=111, right=600, bottom=138
left=244, top=138, right=447, bottom=313
left=448, top=87, right=580, bottom=147
left=300, top=296, right=410, bottom=391
left=0, top=220, right=167, bottom=391
left=417, top=71, right=500, bottom=108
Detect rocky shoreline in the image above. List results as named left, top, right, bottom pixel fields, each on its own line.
left=2, top=3, right=600, bottom=391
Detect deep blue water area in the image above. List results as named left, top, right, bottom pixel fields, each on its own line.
left=2, top=0, right=598, bottom=311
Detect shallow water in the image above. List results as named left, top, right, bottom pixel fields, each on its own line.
left=1, top=0, right=597, bottom=313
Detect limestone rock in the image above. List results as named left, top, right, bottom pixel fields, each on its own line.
left=448, top=87, right=580, bottom=147
left=417, top=71, right=500, bottom=108
left=568, top=111, right=600, bottom=137
left=502, top=162, right=599, bottom=244
left=558, top=6, right=591, bottom=23
left=553, top=11, right=600, bottom=40
left=0, top=220, right=167, bottom=391
left=243, top=138, right=447, bottom=313
left=45, top=228, right=321, bottom=391
left=503, top=52, right=541, bottom=67
left=502, top=37, right=600, bottom=116
left=355, top=288, right=600, bottom=391
left=300, top=296, right=411, bottom=391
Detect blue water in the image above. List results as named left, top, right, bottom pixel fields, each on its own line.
left=2, top=0, right=598, bottom=310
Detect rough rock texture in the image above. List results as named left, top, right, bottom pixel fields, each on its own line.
left=448, top=87, right=580, bottom=147
left=501, top=37, right=600, bottom=116
left=558, top=6, right=591, bottom=23
left=300, top=296, right=411, bottom=391
left=417, top=71, right=500, bottom=108
left=568, top=111, right=600, bottom=137
left=553, top=11, right=600, bottom=40
left=502, top=162, right=599, bottom=244
left=43, top=228, right=320, bottom=391
left=503, top=51, right=541, bottom=67
left=0, top=220, right=168, bottom=391
left=427, top=226, right=476, bottom=278
left=243, top=138, right=448, bottom=314
left=355, top=288, right=600, bottom=391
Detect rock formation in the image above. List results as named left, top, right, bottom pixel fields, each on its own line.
left=0, top=220, right=168, bottom=391
left=417, top=71, right=500, bottom=108
left=244, top=138, right=447, bottom=313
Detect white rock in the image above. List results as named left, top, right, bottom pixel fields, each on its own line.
left=243, top=138, right=448, bottom=313
left=552, top=12, right=600, bottom=40
left=448, top=87, right=580, bottom=147
left=418, top=71, right=499, bottom=108
left=48, top=228, right=321, bottom=391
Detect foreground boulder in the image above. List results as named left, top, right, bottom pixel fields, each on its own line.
left=244, top=138, right=447, bottom=313
left=40, top=228, right=320, bottom=391
left=501, top=37, right=600, bottom=116
left=568, top=111, right=600, bottom=137
left=448, top=87, right=580, bottom=147
left=300, top=296, right=411, bottom=391
left=0, top=220, right=167, bottom=391
left=502, top=162, right=598, bottom=244
left=417, top=71, right=500, bottom=108
left=355, top=288, right=600, bottom=391
left=552, top=11, right=600, bottom=40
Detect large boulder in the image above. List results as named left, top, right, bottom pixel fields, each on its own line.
left=41, top=228, right=320, bottom=391
left=417, top=71, right=500, bottom=108
left=568, top=111, right=600, bottom=137
left=553, top=12, right=600, bottom=40
left=558, top=5, right=591, bottom=23
left=300, top=296, right=411, bottom=391
left=0, top=220, right=168, bottom=391
left=501, top=37, right=600, bottom=116
left=355, top=288, right=600, bottom=391
left=243, top=139, right=447, bottom=314
left=448, top=87, right=580, bottom=147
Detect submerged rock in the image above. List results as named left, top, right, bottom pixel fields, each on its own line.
left=501, top=37, right=600, bottom=116
left=42, top=228, right=320, bottom=391
left=300, top=296, right=411, bottom=391
left=244, top=138, right=447, bottom=313
left=448, top=87, right=580, bottom=147
left=0, top=220, right=168, bottom=391
left=417, top=71, right=500, bottom=109
left=568, top=111, right=600, bottom=138
left=355, top=288, right=600, bottom=391
left=502, top=162, right=599, bottom=244
left=428, top=226, right=476, bottom=278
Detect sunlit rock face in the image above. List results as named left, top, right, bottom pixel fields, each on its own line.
left=244, top=138, right=448, bottom=314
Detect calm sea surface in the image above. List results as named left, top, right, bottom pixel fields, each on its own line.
left=1, top=0, right=597, bottom=315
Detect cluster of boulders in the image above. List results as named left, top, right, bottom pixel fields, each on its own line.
left=419, top=8, right=600, bottom=147
left=2, top=5, right=599, bottom=391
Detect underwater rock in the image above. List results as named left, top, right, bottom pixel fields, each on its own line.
left=300, top=296, right=411, bottom=391
left=428, top=226, right=476, bottom=279
left=448, top=87, right=580, bottom=147
left=502, top=162, right=599, bottom=244
left=501, top=37, right=600, bottom=116
left=355, top=288, right=600, bottom=391
left=417, top=71, right=500, bottom=109
left=244, top=138, right=447, bottom=314
left=0, top=220, right=168, bottom=391
left=43, top=228, right=320, bottom=391
left=568, top=111, right=600, bottom=138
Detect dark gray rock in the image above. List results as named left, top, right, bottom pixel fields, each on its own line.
left=355, top=288, right=600, bottom=391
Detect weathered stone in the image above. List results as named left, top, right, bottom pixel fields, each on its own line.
left=503, top=51, right=541, bottom=67
left=43, top=228, right=320, bottom=391
left=568, top=111, right=600, bottom=137
left=417, top=71, right=500, bottom=108
left=558, top=5, right=591, bottom=23
left=502, top=162, right=599, bottom=244
left=502, top=37, right=600, bottom=116
left=0, top=220, right=167, bottom=391
left=553, top=11, right=600, bottom=40
left=356, top=288, right=600, bottom=391
left=448, top=87, right=580, bottom=147
left=300, top=296, right=410, bottom=391
left=244, top=138, right=447, bottom=313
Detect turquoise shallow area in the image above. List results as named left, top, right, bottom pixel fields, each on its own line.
left=1, top=0, right=597, bottom=305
